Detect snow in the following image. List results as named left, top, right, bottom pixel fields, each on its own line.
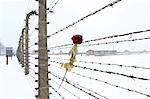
left=48, top=53, right=150, bottom=99
left=0, top=56, right=36, bottom=99
left=0, top=53, right=150, bottom=99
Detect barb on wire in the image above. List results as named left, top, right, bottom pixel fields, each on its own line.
left=49, top=60, right=150, bottom=81
left=28, top=0, right=61, bottom=50
left=49, top=57, right=150, bottom=70
left=47, top=0, right=122, bottom=38
left=35, top=68, right=78, bottom=98
left=28, top=0, right=61, bottom=38
left=50, top=71, right=108, bottom=99
left=51, top=79, right=80, bottom=99
left=50, top=64, right=150, bottom=98
left=68, top=77, right=109, bottom=99
left=32, top=0, right=122, bottom=46
left=47, top=0, right=61, bottom=14
left=74, top=65, right=150, bottom=81
left=48, top=37, right=150, bottom=50
left=83, top=29, right=150, bottom=43
left=48, top=29, right=150, bottom=50
left=71, top=71, right=150, bottom=97
left=78, top=60, right=150, bottom=70
left=49, top=85, right=65, bottom=99
left=81, top=37, right=150, bottom=47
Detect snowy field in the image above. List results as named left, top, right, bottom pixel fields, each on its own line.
left=0, top=56, right=36, bottom=99
left=29, top=53, right=150, bottom=99
left=0, top=53, right=150, bottom=99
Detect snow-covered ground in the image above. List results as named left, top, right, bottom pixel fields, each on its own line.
left=48, top=53, right=150, bottom=99
left=0, top=53, right=150, bottom=99
left=0, top=56, right=36, bottom=99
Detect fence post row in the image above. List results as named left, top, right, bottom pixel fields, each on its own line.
left=16, top=1, right=50, bottom=97
left=23, top=11, right=37, bottom=75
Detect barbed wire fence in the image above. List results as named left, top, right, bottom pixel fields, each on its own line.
left=16, top=0, right=150, bottom=99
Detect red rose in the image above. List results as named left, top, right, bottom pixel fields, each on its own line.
left=72, top=35, right=83, bottom=44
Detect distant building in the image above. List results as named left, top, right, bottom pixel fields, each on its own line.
left=59, top=50, right=63, bottom=54
left=86, top=50, right=94, bottom=56
left=0, top=42, right=5, bottom=55
left=94, top=50, right=117, bottom=56
left=86, top=50, right=117, bottom=56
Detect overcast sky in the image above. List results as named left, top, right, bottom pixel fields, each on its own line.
left=0, top=0, right=150, bottom=51
left=0, top=0, right=26, bottom=50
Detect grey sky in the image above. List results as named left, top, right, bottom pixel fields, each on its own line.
left=46, top=0, right=150, bottom=52
left=0, top=0, right=150, bottom=51
left=0, top=0, right=26, bottom=50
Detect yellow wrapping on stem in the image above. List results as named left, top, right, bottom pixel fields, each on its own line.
left=61, top=44, right=78, bottom=71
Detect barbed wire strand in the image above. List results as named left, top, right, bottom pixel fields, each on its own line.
left=49, top=57, right=150, bottom=70
left=50, top=79, right=80, bottom=99
left=49, top=63, right=150, bottom=98
left=48, top=0, right=57, bottom=8
left=75, top=65, right=150, bottom=81
left=47, top=0, right=122, bottom=38
left=28, top=0, right=61, bottom=38
left=27, top=61, right=150, bottom=98
left=18, top=0, right=150, bottom=98
left=82, top=29, right=150, bottom=43
left=34, top=66, right=108, bottom=99
left=49, top=60, right=150, bottom=81
left=31, top=0, right=122, bottom=46
left=67, top=76, right=109, bottom=99
left=49, top=85, right=65, bottom=99
left=49, top=63, right=107, bottom=99
left=34, top=75, right=53, bottom=99
left=50, top=71, right=108, bottom=99
left=47, top=0, right=61, bottom=14
left=71, top=71, right=150, bottom=97
left=49, top=36, right=150, bottom=50
left=48, top=29, right=150, bottom=49
left=81, top=37, right=150, bottom=48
